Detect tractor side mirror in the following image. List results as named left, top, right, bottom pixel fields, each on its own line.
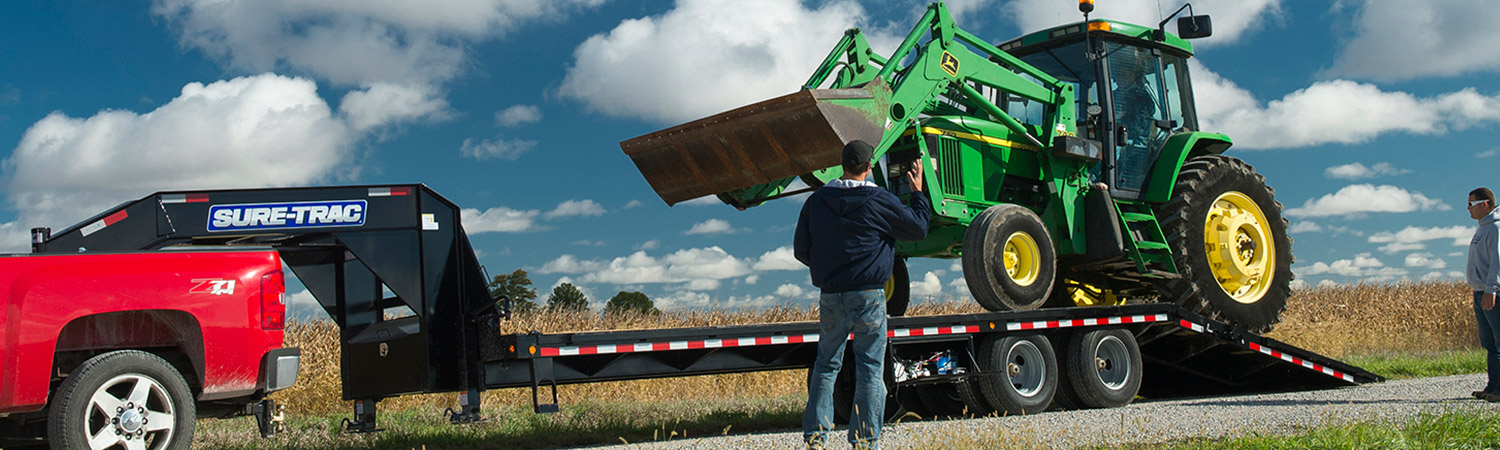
left=1177, top=15, right=1212, bottom=39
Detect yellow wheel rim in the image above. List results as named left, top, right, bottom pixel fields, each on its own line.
left=884, top=275, right=896, bottom=302
left=1003, top=231, right=1041, bottom=287
left=1203, top=191, right=1274, bottom=304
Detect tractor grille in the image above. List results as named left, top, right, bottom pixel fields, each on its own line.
left=938, top=137, right=964, bottom=197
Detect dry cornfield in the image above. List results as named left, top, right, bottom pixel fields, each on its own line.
left=271, top=281, right=1479, bottom=416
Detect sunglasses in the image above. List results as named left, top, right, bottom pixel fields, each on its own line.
left=1473, top=200, right=1492, bottom=207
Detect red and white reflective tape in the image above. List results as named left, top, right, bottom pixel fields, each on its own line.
left=890, top=324, right=982, bottom=338
left=1006, top=314, right=1168, bottom=331
left=79, top=210, right=129, bottom=237
left=369, top=187, right=413, bottom=197
left=1177, top=319, right=1207, bottom=333
left=160, top=193, right=210, bottom=204
left=536, top=324, right=985, bottom=357
left=1248, top=342, right=1355, bottom=382
left=539, top=333, right=821, bottom=357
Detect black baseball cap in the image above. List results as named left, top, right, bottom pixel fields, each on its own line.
left=842, top=140, right=874, bottom=167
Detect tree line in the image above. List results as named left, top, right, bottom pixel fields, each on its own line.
left=487, top=269, right=657, bottom=316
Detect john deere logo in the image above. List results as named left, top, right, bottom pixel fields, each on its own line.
left=940, top=51, right=959, bottom=76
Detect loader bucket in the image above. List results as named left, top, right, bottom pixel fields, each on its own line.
left=621, top=88, right=887, bottom=206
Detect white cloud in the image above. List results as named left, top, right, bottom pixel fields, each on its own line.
left=3, top=74, right=352, bottom=232
left=947, top=277, right=971, bottom=298
left=495, top=104, right=542, bottom=127
left=1298, top=252, right=1406, bottom=281
left=1323, top=162, right=1410, bottom=180
left=678, top=196, right=722, bottom=206
left=339, top=83, right=451, bottom=132
left=537, top=247, right=753, bottom=287
left=153, top=0, right=604, bottom=86
left=1284, top=184, right=1449, bottom=218
left=1326, top=0, right=1500, bottom=82
left=1316, top=279, right=1339, bottom=289
left=911, top=271, right=943, bottom=298
left=559, top=0, right=878, bottom=124
left=636, top=240, right=659, bottom=250
left=685, top=218, right=738, bottom=235
left=774, top=283, right=805, bottom=298
left=1288, top=221, right=1322, bottom=233
left=544, top=199, right=607, bottom=219
left=1195, top=62, right=1500, bottom=150
left=744, top=275, right=759, bottom=285
left=753, top=246, right=803, bottom=271
left=1403, top=252, right=1446, bottom=270
left=624, top=200, right=644, bottom=209
left=1006, top=0, right=1282, bottom=47
left=570, top=240, right=607, bottom=247
left=0, top=223, right=28, bottom=254
left=461, top=206, right=540, bottom=233
left=1368, top=225, right=1471, bottom=253
left=1479, top=148, right=1499, bottom=159
left=460, top=135, right=537, bottom=160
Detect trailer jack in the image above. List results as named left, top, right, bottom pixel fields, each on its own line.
left=252, top=399, right=286, bottom=438
left=443, top=389, right=487, bottom=424
left=531, top=358, right=559, bottom=413
left=341, top=399, right=384, bottom=434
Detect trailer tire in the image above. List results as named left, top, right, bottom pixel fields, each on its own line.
left=886, top=257, right=911, bottom=317
left=1057, top=329, right=1142, bottom=409
left=913, top=384, right=968, bottom=419
left=48, top=350, right=195, bottom=450
left=963, top=204, right=1056, bottom=311
left=1154, top=155, right=1293, bottom=333
left=829, top=354, right=906, bottom=425
left=974, top=334, right=1057, bottom=415
left=954, top=377, right=994, bottom=417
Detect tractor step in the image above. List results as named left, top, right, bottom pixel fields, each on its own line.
left=1113, top=199, right=1177, bottom=275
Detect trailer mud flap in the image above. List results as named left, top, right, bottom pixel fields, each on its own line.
left=620, top=88, right=887, bottom=206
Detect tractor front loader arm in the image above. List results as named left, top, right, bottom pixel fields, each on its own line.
left=621, top=2, right=1075, bottom=209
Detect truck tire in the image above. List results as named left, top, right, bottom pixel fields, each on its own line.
left=912, top=384, right=968, bottom=418
left=48, top=350, right=195, bottom=450
left=1056, top=329, right=1142, bottom=409
left=963, top=204, right=1056, bottom=311
left=885, top=257, right=911, bottom=317
left=974, top=334, right=1057, bottom=415
left=1154, top=155, right=1293, bottom=333
left=954, top=377, right=994, bottom=417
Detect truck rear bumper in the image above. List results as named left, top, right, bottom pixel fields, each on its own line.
left=263, top=348, right=300, bottom=392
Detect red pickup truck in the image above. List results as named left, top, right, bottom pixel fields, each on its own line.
left=0, top=250, right=299, bottom=449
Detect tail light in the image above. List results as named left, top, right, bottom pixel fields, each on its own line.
left=261, top=271, right=286, bottom=329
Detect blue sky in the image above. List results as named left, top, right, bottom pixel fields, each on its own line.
left=3, top=0, right=1497, bottom=315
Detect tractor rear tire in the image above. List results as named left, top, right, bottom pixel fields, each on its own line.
left=963, top=204, right=1056, bottom=311
left=1154, top=155, right=1293, bottom=333
left=886, top=257, right=911, bottom=317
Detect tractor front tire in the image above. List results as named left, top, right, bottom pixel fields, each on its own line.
left=886, top=257, right=911, bottom=317
left=963, top=204, right=1057, bottom=311
left=1155, top=155, right=1293, bottom=333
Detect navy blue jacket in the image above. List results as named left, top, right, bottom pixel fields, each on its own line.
left=794, top=182, right=931, bottom=293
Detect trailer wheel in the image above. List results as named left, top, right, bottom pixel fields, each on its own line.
left=954, top=377, right=994, bottom=417
left=974, top=334, right=1057, bottom=415
left=885, top=257, right=911, bottom=317
left=48, top=350, right=195, bottom=450
left=830, top=353, right=906, bottom=425
left=912, top=384, right=969, bottom=419
left=1154, top=155, right=1293, bottom=333
left=1057, top=329, right=1142, bottom=409
left=963, top=204, right=1056, bottom=311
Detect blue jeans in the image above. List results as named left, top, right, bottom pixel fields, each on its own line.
left=1477, top=291, right=1500, bottom=393
left=804, top=289, right=886, bottom=449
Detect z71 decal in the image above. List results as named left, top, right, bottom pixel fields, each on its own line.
left=190, top=279, right=237, bottom=295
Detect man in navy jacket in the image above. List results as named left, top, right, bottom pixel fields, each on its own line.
left=796, top=140, right=929, bottom=450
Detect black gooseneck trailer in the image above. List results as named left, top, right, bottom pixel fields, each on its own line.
left=35, top=184, right=1381, bottom=432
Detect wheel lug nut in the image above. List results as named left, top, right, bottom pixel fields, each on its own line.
left=127, top=402, right=134, bottom=409
left=115, top=428, right=122, bottom=435
left=112, top=417, right=119, bottom=425
left=117, top=406, right=125, bottom=413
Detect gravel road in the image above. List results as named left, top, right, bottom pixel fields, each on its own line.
left=571, top=373, right=1498, bottom=450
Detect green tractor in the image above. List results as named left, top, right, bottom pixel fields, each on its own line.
left=621, top=2, right=1292, bottom=332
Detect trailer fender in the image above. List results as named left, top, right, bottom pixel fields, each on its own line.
left=1142, top=132, right=1233, bottom=203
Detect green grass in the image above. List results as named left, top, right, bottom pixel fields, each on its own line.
left=193, top=395, right=803, bottom=450
left=1116, top=409, right=1500, bottom=450
left=1342, top=349, right=1484, bottom=380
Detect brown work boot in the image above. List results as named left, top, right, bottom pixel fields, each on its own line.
left=1473, top=390, right=1488, bottom=399
left=1486, top=393, right=1500, bottom=403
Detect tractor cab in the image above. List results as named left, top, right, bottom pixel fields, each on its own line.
left=997, top=17, right=1210, bottom=200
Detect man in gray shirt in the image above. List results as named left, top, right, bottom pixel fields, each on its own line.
left=1467, top=187, right=1499, bottom=401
